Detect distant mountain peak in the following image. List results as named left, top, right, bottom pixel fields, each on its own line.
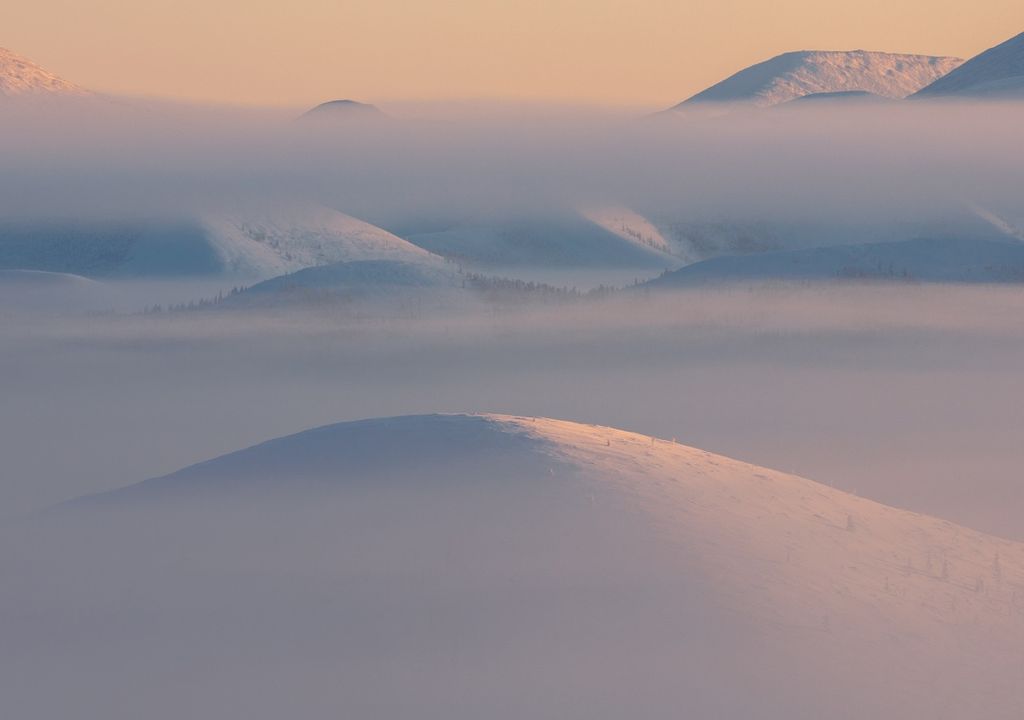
left=913, top=31, right=1024, bottom=98
left=0, top=47, right=88, bottom=97
left=300, top=98, right=385, bottom=120
left=673, top=50, right=962, bottom=108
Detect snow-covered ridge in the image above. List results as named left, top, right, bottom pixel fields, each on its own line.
left=199, top=205, right=439, bottom=279
left=674, top=50, right=962, bottom=108
left=914, top=31, right=1024, bottom=98
left=0, top=47, right=87, bottom=97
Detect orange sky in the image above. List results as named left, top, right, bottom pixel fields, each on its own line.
left=7, top=0, right=1024, bottom=108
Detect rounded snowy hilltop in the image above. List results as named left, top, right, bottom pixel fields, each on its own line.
left=27, top=413, right=1024, bottom=719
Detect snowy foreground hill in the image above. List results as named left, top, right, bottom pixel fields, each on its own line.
left=671, top=50, right=962, bottom=108
left=7, top=413, right=1021, bottom=719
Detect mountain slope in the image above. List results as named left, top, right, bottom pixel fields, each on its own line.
left=643, top=236, right=1024, bottom=287
left=221, top=259, right=460, bottom=309
left=198, top=205, right=439, bottom=278
left=404, top=212, right=681, bottom=269
left=0, top=205, right=440, bottom=280
left=0, top=47, right=87, bottom=97
left=674, top=50, right=962, bottom=108
left=914, top=31, right=1024, bottom=98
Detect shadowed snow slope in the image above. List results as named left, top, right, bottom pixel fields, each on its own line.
left=18, top=413, right=1022, bottom=719
left=643, top=236, right=1024, bottom=287
left=673, top=50, right=961, bottom=108
left=404, top=212, right=680, bottom=269
left=914, top=31, right=1024, bottom=99
left=223, top=259, right=459, bottom=308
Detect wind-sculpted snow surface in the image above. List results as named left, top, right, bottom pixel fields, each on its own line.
left=0, top=48, right=88, bottom=97
left=674, top=50, right=962, bottom=108
left=7, top=414, right=1022, bottom=719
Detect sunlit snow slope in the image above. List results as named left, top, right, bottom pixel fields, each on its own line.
left=0, top=48, right=87, bottom=97
left=673, top=50, right=962, bottom=108
left=33, top=413, right=1024, bottom=719
left=0, top=206, right=440, bottom=280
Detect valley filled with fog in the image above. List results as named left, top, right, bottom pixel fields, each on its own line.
left=4, top=28, right=1024, bottom=720
left=5, top=284, right=1024, bottom=540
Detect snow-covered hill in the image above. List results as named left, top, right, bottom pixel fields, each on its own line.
left=0, top=47, right=88, bottom=97
left=221, top=259, right=460, bottom=309
left=672, top=50, right=962, bottom=108
left=642, top=236, right=1024, bottom=287
left=198, top=205, right=438, bottom=278
left=29, top=413, right=1022, bottom=718
left=913, top=31, right=1024, bottom=99
left=0, top=206, right=440, bottom=281
left=578, top=206, right=684, bottom=258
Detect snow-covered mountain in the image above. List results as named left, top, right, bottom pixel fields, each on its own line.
left=198, top=205, right=438, bottom=278
left=913, top=31, right=1024, bottom=99
left=0, top=205, right=440, bottom=281
left=32, top=413, right=1023, bottom=718
left=671, top=50, right=962, bottom=108
left=0, top=47, right=88, bottom=97
left=642, top=236, right=1024, bottom=287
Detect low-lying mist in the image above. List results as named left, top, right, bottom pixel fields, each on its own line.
left=4, top=282, right=1024, bottom=540
left=0, top=98, right=1021, bottom=229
